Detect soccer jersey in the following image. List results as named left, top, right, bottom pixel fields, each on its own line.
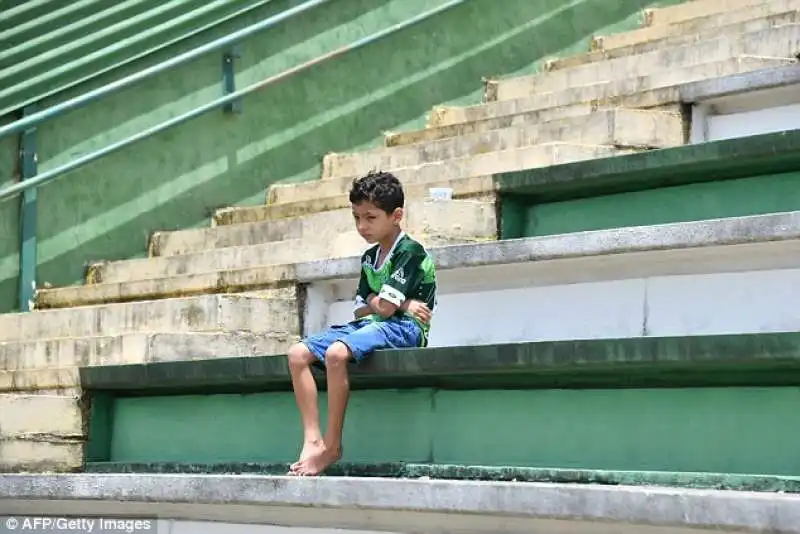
left=352, top=232, right=437, bottom=345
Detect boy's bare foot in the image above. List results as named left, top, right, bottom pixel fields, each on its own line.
left=289, top=439, right=325, bottom=474
left=293, top=445, right=342, bottom=476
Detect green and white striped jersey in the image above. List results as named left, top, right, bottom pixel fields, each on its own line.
left=353, top=232, right=437, bottom=345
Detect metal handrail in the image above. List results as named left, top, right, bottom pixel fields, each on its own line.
left=0, top=0, right=331, bottom=140
left=0, top=0, right=466, bottom=201
left=0, top=0, right=283, bottom=119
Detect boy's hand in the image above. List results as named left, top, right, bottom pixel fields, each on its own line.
left=403, top=299, right=432, bottom=325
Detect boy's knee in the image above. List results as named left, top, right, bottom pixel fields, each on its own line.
left=325, top=342, right=352, bottom=367
left=287, top=342, right=314, bottom=370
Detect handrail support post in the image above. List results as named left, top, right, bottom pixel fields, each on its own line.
left=222, top=47, right=242, bottom=114
left=17, top=104, right=39, bottom=312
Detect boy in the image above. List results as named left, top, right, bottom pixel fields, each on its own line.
left=287, top=170, right=437, bottom=476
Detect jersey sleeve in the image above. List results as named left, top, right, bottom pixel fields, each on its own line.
left=377, top=249, right=423, bottom=307
left=352, top=262, right=371, bottom=312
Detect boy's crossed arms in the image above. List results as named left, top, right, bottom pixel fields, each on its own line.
left=354, top=292, right=432, bottom=323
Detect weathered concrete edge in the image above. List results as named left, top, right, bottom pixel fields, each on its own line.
left=680, top=64, right=800, bottom=102
left=83, top=461, right=800, bottom=494
left=33, top=210, right=800, bottom=308
left=295, top=210, right=800, bottom=282
left=1, top=474, right=799, bottom=533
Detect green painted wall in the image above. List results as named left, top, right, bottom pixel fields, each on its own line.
left=0, top=113, right=19, bottom=309
left=520, top=170, right=800, bottom=237
left=0, top=0, right=682, bottom=312
left=106, top=386, right=800, bottom=476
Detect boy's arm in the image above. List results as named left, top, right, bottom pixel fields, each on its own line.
left=354, top=261, right=417, bottom=318
left=358, top=292, right=412, bottom=316
left=352, top=261, right=373, bottom=319
left=352, top=261, right=421, bottom=319
left=366, top=294, right=417, bottom=318
left=369, top=251, right=423, bottom=318
left=353, top=304, right=373, bottom=319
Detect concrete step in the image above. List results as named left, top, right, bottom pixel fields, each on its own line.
left=644, top=0, right=770, bottom=27
left=0, top=394, right=82, bottom=472
left=429, top=56, right=793, bottom=128
left=0, top=332, right=298, bottom=372
left=89, top=214, right=496, bottom=284
left=592, top=1, right=800, bottom=52
left=0, top=293, right=298, bottom=343
left=36, top=229, right=488, bottom=308
left=36, top=225, right=494, bottom=310
left=268, top=144, right=624, bottom=208
left=3, top=473, right=799, bottom=532
left=322, top=109, right=682, bottom=180
left=35, top=276, right=301, bottom=311
left=554, top=9, right=800, bottom=72
left=152, top=199, right=496, bottom=257
left=0, top=368, right=80, bottom=393
left=385, top=103, right=596, bottom=147
left=216, top=175, right=499, bottom=225
left=487, top=24, right=800, bottom=101
left=34, top=264, right=302, bottom=309
left=0, top=394, right=81, bottom=439
left=81, top=461, right=800, bottom=494
left=222, top=144, right=623, bottom=226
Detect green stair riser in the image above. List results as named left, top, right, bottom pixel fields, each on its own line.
left=98, top=386, right=800, bottom=476
left=0, top=0, right=158, bottom=69
left=504, top=170, right=800, bottom=238
left=0, top=21, right=209, bottom=114
left=0, top=0, right=61, bottom=35
left=496, top=129, right=800, bottom=239
left=0, top=0, right=213, bottom=83
left=497, top=130, right=800, bottom=199
left=0, top=0, right=273, bottom=115
left=1, top=0, right=112, bottom=51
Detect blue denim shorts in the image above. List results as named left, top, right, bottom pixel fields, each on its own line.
left=301, top=317, right=421, bottom=366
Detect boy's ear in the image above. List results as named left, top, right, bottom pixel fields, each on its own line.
left=392, top=207, right=404, bottom=225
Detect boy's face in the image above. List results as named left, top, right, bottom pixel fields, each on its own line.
left=352, top=201, right=402, bottom=244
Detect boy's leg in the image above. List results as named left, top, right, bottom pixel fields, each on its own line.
left=290, top=340, right=352, bottom=476
left=286, top=342, right=324, bottom=471
left=321, top=340, right=352, bottom=464
left=293, top=319, right=421, bottom=476
left=287, top=323, right=361, bottom=474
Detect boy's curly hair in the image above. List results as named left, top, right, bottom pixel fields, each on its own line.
left=349, top=170, right=404, bottom=214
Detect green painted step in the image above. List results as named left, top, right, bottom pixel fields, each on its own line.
left=90, top=385, right=800, bottom=474
left=83, top=333, right=800, bottom=474
left=84, top=462, right=800, bottom=494
left=0, top=0, right=158, bottom=69
left=0, top=0, right=120, bottom=52
left=0, top=0, right=59, bottom=35
left=0, top=0, right=212, bottom=94
left=496, top=129, right=800, bottom=201
left=495, top=130, right=800, bottom=238
left=0, top=0, right=277, bottom=117
left=80, top=332, right=800, bottom=394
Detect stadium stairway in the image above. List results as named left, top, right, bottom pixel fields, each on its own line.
left=3, top=0, right=800, bottom=531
